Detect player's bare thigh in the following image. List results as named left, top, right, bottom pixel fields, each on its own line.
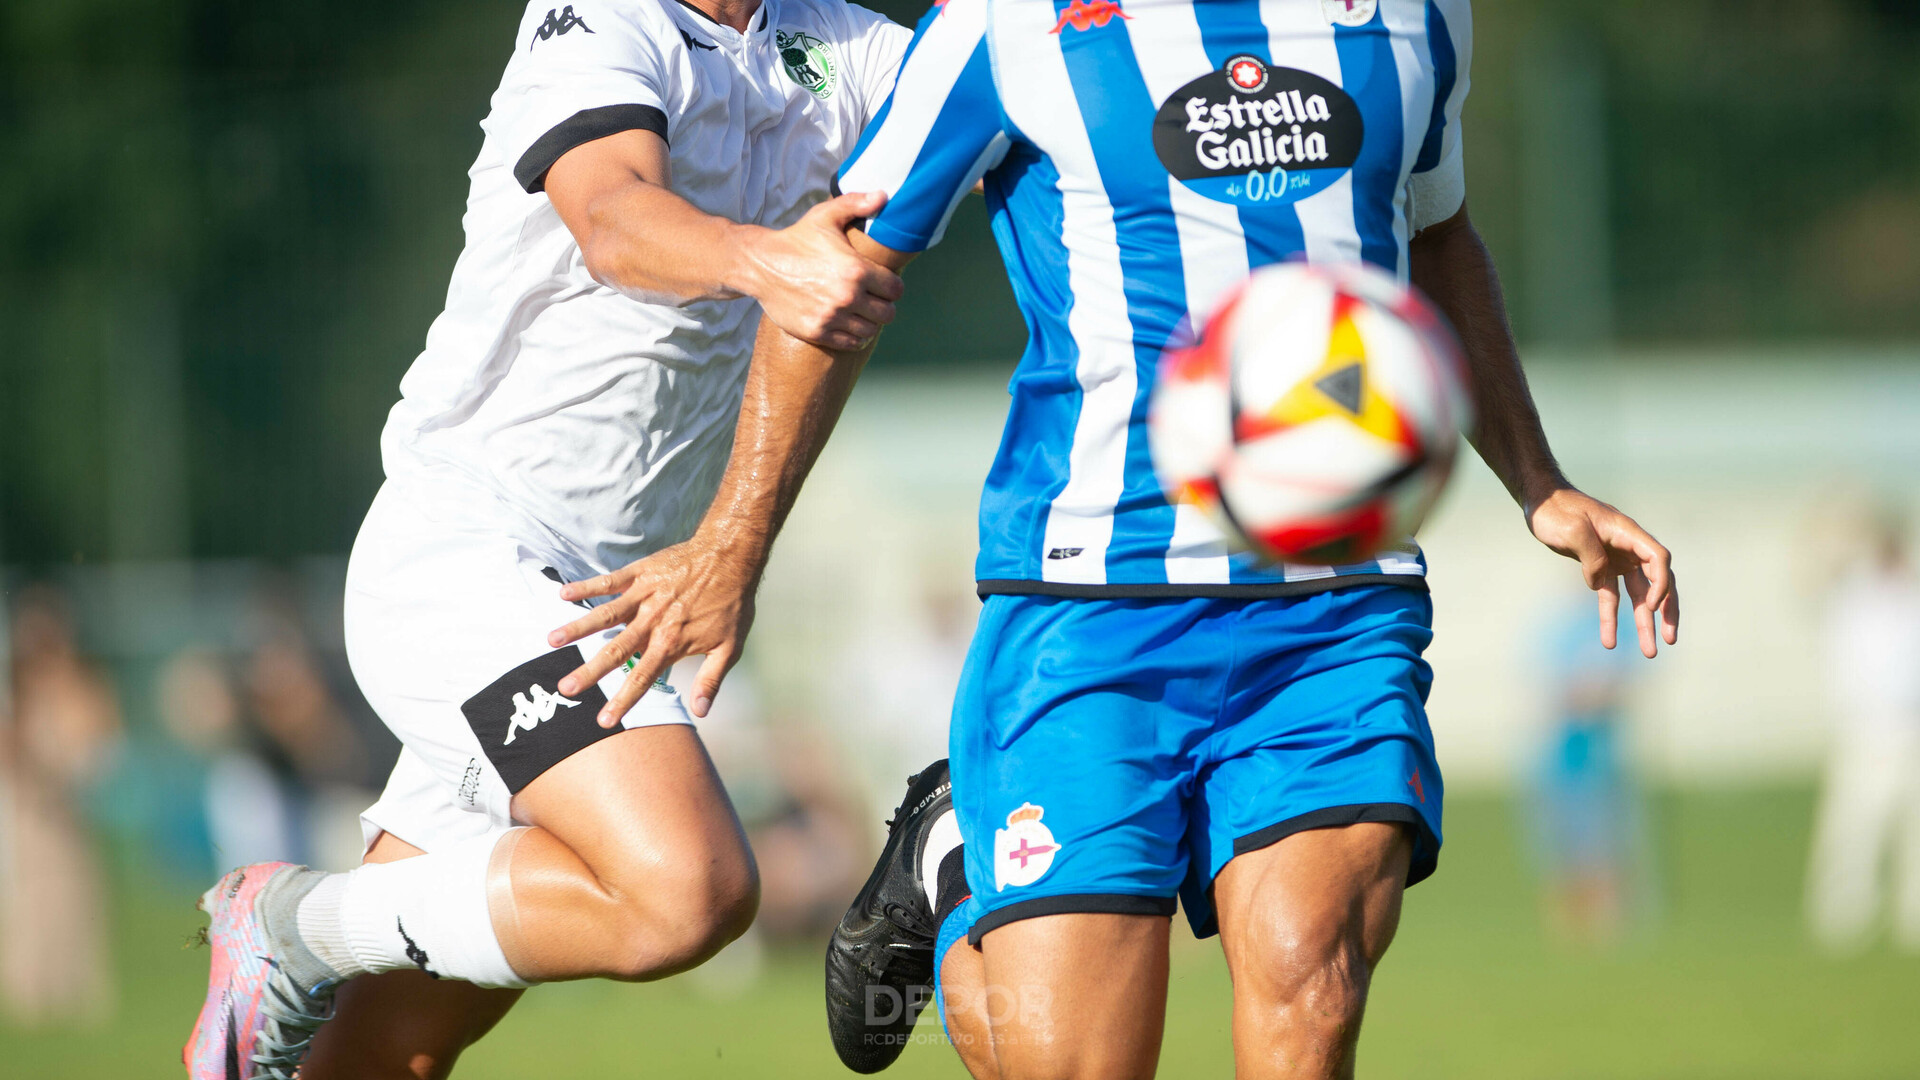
left=1211, top=822, right=1412, bottom=1080
left=301, top=832, right=523, bottom=1080
left=949, top=912, right=1170, bottom=1080
left=497, top=721, right=759, bottom=980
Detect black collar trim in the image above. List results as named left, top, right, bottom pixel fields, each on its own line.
left=672, top=0, right=764, bottom=30
left=672, top=0, right=724, bottom=25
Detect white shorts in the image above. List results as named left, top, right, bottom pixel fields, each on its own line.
left=346, top=481, right=692, bottom=856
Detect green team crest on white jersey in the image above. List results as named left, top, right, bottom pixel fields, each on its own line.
left=777, top=30, right=837, bottom=99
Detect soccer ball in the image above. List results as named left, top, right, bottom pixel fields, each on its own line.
left=1147, top=261, right=1472, bottom=566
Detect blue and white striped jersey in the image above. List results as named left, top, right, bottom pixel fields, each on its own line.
left=841, top=0, right=1471, bottom=597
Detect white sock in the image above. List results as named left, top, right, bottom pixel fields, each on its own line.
left=295, top=874, right=356, bottom=978
left=920, top=809, right=963, bottom=910
left=298, top=831, right=529, bottom=989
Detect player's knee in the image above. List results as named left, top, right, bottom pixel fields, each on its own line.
left=600, top=849, right=759, bottom=979
left=1245, top=926, right=1373, bottom=1044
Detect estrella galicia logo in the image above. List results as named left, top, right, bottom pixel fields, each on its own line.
left=1152, top=57, right=1363, bottom=209
left=530, top=5, right=594, bottom=49
left=776, top=30, right=838, bottom=99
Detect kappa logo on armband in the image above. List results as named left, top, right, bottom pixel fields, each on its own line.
left=462, top=647, right=618, bottom=795
left=503, top=683, right=581, bottom=745
left=529, top=5, right=594, bottom=49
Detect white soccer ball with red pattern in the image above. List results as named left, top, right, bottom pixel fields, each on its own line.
left=1147, top=261, right=1472, bottom=566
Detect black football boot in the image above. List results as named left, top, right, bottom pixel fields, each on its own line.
left=824, top=759, right=958, bottom=1073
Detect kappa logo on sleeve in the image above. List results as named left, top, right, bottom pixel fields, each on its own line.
left=461, top=646, right=618, bottom=794
left=530, top=5, right=594, bottom=49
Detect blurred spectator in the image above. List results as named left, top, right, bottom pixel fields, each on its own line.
left=154, top=580, right=377, bottom=874
left=1806, top=513, right=1920, bottom=951
left=1525, top=594, right=1651, bottom=945
left=0, top=584, right=123, bottom=1026
left=674, top=658, right=866, bottom=995
left=748, top=724, right=867, bottom=939
left=156, top=647, right=295, bottom=872
left=241, top=585, right=374, bottom=870
left=835, top=568, right=974, bottom=816
left=682, top=658, right=866, bottom=940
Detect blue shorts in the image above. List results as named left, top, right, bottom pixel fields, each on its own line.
left=948, top=585, right=1442, bottom=943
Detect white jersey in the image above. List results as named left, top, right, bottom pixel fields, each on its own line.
left=382, top=0, right=910, bottom=574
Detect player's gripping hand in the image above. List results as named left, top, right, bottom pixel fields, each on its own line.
left=1527, top=487, right=1681, bottom=658
left=738, top=191, right=904, bottom=352
left=545, top=531, right=759, bottom=727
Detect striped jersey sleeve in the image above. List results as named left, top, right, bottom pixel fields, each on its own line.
left=1408, top=0, right=1470, bottom=232
left=837, top=0, right=1013, bottom=253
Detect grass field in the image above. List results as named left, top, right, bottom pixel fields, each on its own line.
left=6, top=785, right=1918, bottom=1078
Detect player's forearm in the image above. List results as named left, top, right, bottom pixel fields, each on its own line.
left=689, top=319, right=873, bottom=574
left=1409, top=210, right=1570, bottom=515
left=574, top=179, right=779, bottom=307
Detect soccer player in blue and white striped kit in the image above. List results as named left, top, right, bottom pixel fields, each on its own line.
left=778, top=0, right=1681, bottom=1074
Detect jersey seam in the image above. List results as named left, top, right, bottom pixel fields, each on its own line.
left=975, top=573, right=1430, bottom=600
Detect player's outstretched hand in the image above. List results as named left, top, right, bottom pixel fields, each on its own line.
left=544, top=532, right=758, bottom=728
left=1527, top=487, right=1680, bottom=658
left=740, top=190, right=904, bottom=352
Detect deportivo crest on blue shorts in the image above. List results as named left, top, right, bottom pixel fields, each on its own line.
left=948, top=584, right=1443, bottom=944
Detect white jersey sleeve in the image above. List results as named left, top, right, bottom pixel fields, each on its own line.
left=837, top=3, right=914, bottom=130
left=1407, top=0, right=1470, bottom=233
left=490, top=1, right=680, bottom=193
left=836, top=0, right=1011, bottom=252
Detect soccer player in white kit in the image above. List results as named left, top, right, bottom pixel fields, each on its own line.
left=184, top=1, right=911, bottom=1076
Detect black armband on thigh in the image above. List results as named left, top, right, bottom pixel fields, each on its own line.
left=462, top=646, right=621, bottom=794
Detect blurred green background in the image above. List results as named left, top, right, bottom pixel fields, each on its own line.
left=4, top=0, right=1920, bottom=1076
left=3, top=0, right=1920, bottom=561
left=8, top=790, right=1920, bottom=1078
